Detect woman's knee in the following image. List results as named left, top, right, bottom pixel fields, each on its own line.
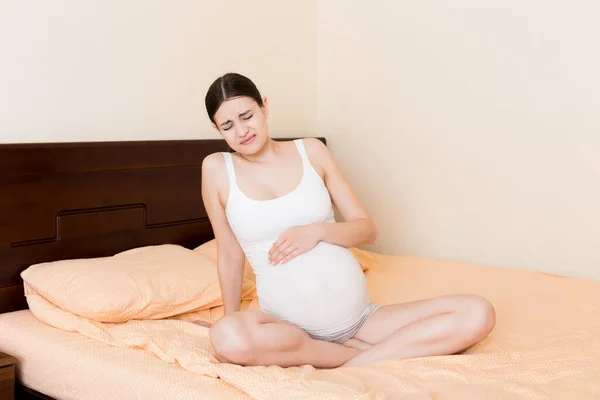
left=209, top=314, right=257, bottom=365
left=458, top=295, right=496, bottom=343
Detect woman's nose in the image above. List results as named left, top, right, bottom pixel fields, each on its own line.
left=237, top=122, right=250, bottom=137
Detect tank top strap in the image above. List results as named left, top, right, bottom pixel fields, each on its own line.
left=221, top=152, right=237, bottom=187
left=293, top=139, right=311, bottom=172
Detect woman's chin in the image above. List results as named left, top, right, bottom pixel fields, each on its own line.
left=233, top=135, right=266, bottom=155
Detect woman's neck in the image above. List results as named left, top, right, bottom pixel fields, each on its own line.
left=238, top=138, right=281, bottom=164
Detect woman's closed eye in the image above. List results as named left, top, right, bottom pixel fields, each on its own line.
left=222, top=115, right=252, bottom=131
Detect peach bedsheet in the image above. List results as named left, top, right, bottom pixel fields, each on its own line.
left=3, top=249, right=600, bottom=399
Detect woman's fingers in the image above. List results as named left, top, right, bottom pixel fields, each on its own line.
left=269, top=238, right=285, bottom=262
left=269, top=237, right=287, bottom=262
left=269, top=237, right=287, bottom=257
left=271, top=243, right=296, bottom=264
left=279, top=249, right=300, bottom=264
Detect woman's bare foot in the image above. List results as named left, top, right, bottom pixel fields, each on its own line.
left=340, top=338, right=372, bottom=367
left=342, top=338, right=372, bottom=351
left=341, top=357, right=360, bottom=367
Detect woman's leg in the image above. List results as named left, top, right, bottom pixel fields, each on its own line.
left=209, top=310, right=360, bottom=368
left=343, top=294, right=496, bottom=367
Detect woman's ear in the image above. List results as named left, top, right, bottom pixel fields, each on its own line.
left=262, top=96, right=270, bottom=119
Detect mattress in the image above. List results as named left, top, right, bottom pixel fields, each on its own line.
left=1, top=249, right=600, bottom=400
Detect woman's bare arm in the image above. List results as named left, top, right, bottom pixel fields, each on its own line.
left=201, top=153, right=246, bottom=315
left=305, top=138, right=377, bottom=247
left=268, top=139, right=378, bottom=264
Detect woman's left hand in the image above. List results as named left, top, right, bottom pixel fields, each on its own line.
left=268, top=224, right=323, bottom=265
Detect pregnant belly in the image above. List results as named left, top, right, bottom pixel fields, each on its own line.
left=254, top=242, right=370, bottom=332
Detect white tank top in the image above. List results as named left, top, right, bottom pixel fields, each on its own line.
left=222, top=139, right=370, bottom=334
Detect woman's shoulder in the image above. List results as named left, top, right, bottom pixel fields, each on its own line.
left=299, top=137, right=336, bottom=179
left=301, top=137, right=328, bottom=153
left=201, top=152, right=231, bottom=208
left=301, top=137, right=335, bottom=166
left=202, top=151, right=227, bottom=171
left=201, top=152, right=229, bottom=188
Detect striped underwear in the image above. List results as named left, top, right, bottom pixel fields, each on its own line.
left=307, top=303, right=380, bottom=344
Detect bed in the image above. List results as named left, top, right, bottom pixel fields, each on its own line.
left=1, top=138, right=599, bottom=400
left=0, top=138, right=245, bottom=399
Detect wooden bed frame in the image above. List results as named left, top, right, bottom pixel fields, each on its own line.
left=0, top=137, right=324, bottom=400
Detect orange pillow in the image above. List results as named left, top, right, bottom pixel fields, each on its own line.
left=21, top=244, right=224, bottom=323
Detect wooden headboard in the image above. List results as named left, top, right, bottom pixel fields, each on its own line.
left=0, top=137, right=325, bottom=315
left=0, top=139, right=229, bottom=313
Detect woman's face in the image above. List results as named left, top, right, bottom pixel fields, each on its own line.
left=212, top=96, right=269, bottom=155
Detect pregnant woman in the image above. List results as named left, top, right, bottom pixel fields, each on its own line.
left=201, top=73, right=495, bottom=368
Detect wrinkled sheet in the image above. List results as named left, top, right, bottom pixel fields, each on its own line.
left=0, top=310, right=248, bottom=400
left=4, top=249, right=600, bottom=399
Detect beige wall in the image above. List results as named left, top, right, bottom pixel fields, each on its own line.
left=318, top=1, right=600, bottom=280
left=2, top=1, right=598, bottom=280
left=0, top=1, right=316, bottom=143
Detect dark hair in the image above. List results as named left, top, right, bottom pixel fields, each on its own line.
left=205, top=73, right=264, bottom=123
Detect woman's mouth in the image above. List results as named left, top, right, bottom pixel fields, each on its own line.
left=240, top=134, right=256, bottom=145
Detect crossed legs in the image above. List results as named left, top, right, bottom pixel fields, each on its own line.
left=207, top=294, right=495, bottom=368
left=343, top=294, right=496, bottom=366
left=209, top=310, right=359, bottom=368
